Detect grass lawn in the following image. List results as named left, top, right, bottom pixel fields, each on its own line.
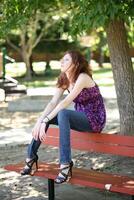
left=5, top=61, right=114, bottom=88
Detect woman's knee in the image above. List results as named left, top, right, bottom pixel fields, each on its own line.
left=57, top=109, right=69, bottom=121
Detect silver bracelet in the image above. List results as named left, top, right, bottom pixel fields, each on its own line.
left=41, top=120, right=47, bottom=124
left=45, top=116, right=50, bottom=122
left=41, top=116, right=50, bottom=124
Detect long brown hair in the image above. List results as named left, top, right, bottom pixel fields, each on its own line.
left=56, top=50, right=92, bottom=89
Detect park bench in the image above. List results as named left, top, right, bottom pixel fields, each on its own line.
left=5, top=128, right=134, bottom=200
left=0, top=49, right=27, bottom=100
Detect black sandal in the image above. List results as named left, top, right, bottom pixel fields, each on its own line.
left=21, top=155, right=38, bottom=175
left=55, top=161, right=73, bottom=184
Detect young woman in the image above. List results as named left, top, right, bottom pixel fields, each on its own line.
left=21, top=50, right=106, bottom=184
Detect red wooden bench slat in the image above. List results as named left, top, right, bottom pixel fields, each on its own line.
left=4, top=128, right=134, bottom=198
left=5, top=163, right=134, bottom=195
left=44, top=136, right=134, bottom=157
left=46, top=128, right=134, bottom=147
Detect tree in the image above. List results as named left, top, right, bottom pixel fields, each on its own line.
left=0, top=0, right=66, bottom=79
left=6, top=10, right=65, bottom=79
left=0, top=0, right=34, bottom=37
left=65, top=0, right=134, bottom=135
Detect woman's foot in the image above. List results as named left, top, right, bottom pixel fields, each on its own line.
left=55, top=161, right=73, bottom=184
left=21, top=155, right=38, bottom=175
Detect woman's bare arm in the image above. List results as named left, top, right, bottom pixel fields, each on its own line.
left=39, top=87, right=65, bottom=121
left=32, top=87, right=65, bottom=140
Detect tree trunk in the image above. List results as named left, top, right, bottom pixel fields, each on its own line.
left=29, top=55, right=36, bottom=77
left=22, top=52, right=32, bottom=80
left=106, top=19, right=134, bottom=135
left=98, top=47, right=104, bottom=68
left=45, top=61, right=52, bottom=76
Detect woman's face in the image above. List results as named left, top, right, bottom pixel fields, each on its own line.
left=60, top=53, right=73, bottom=73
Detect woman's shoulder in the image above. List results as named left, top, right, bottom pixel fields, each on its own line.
left=77, top=73, right=92, bottom=81
left=78, top=72, right=91, bottom=78
left=77, top=73, right=95, bottom=87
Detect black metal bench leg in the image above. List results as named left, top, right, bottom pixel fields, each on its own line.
left=48, top=179, right=55, bottom=200
left=132, top=196, right=134, bottom=200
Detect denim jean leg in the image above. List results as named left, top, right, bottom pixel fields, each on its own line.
left=27, top=138, right=41, bottom=159
left=27, top=116, right=58, bottom=159
left=57, top=109, right=92, bottom=165
left=58, top=109, right=71, bottom=164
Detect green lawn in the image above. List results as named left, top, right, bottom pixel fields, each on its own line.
left=5, top=61, right=114, bottom=88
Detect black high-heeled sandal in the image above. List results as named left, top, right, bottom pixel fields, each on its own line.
left=21, top=155, right=38, bottom=175
left=55, top=161, right=73, bottom=184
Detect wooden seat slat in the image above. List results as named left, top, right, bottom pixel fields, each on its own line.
left=45, top=137, right=134, bottom=157
left=46, top=128, right=134, bottom=147
left=4, top=128, right=134, bottom=199
left=5, top=163, right=134, bottom=195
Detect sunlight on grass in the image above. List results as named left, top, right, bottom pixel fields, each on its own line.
left=50, top=60, right=61, bottom=69
left=6, top=62, right=26, bottom=77
left=92, top=65, right=113, bottom=86
left=32, top=62, right=46, bottom=72
left=93, top=70, right=113, bottom=79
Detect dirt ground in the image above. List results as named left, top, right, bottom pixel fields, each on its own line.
left=0, top=99, right=134, bottom=200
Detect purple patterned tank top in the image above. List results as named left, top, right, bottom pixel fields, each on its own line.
left=73, top=84, right=106, bottom=132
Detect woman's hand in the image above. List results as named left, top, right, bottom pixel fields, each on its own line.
left=32, top=118, right=43, bottom=140
left=39, top=122, right=47, bottom=142
left=32, top=116, right=49, bottom=142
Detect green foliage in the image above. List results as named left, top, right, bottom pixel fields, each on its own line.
left=1, top=0, right=134, bottom=40
left=0, top=0, right=30, bottom=37
left=0, top=0, right=81, bottom=56
left=126, top=19, right=134, bottom=46
left=0, top=0, right=63, bottom=38
left=64, top=0, right=134, bottom=35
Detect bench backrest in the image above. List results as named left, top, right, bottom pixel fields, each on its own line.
left=44, top=128, right=134, bottom=157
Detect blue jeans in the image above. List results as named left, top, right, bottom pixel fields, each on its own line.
left=27, top=109, right=93, bottom=164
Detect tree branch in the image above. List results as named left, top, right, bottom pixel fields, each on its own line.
left=6, top=38, right=21, bottom=54
left=32, top=31, right=44, bottom=49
